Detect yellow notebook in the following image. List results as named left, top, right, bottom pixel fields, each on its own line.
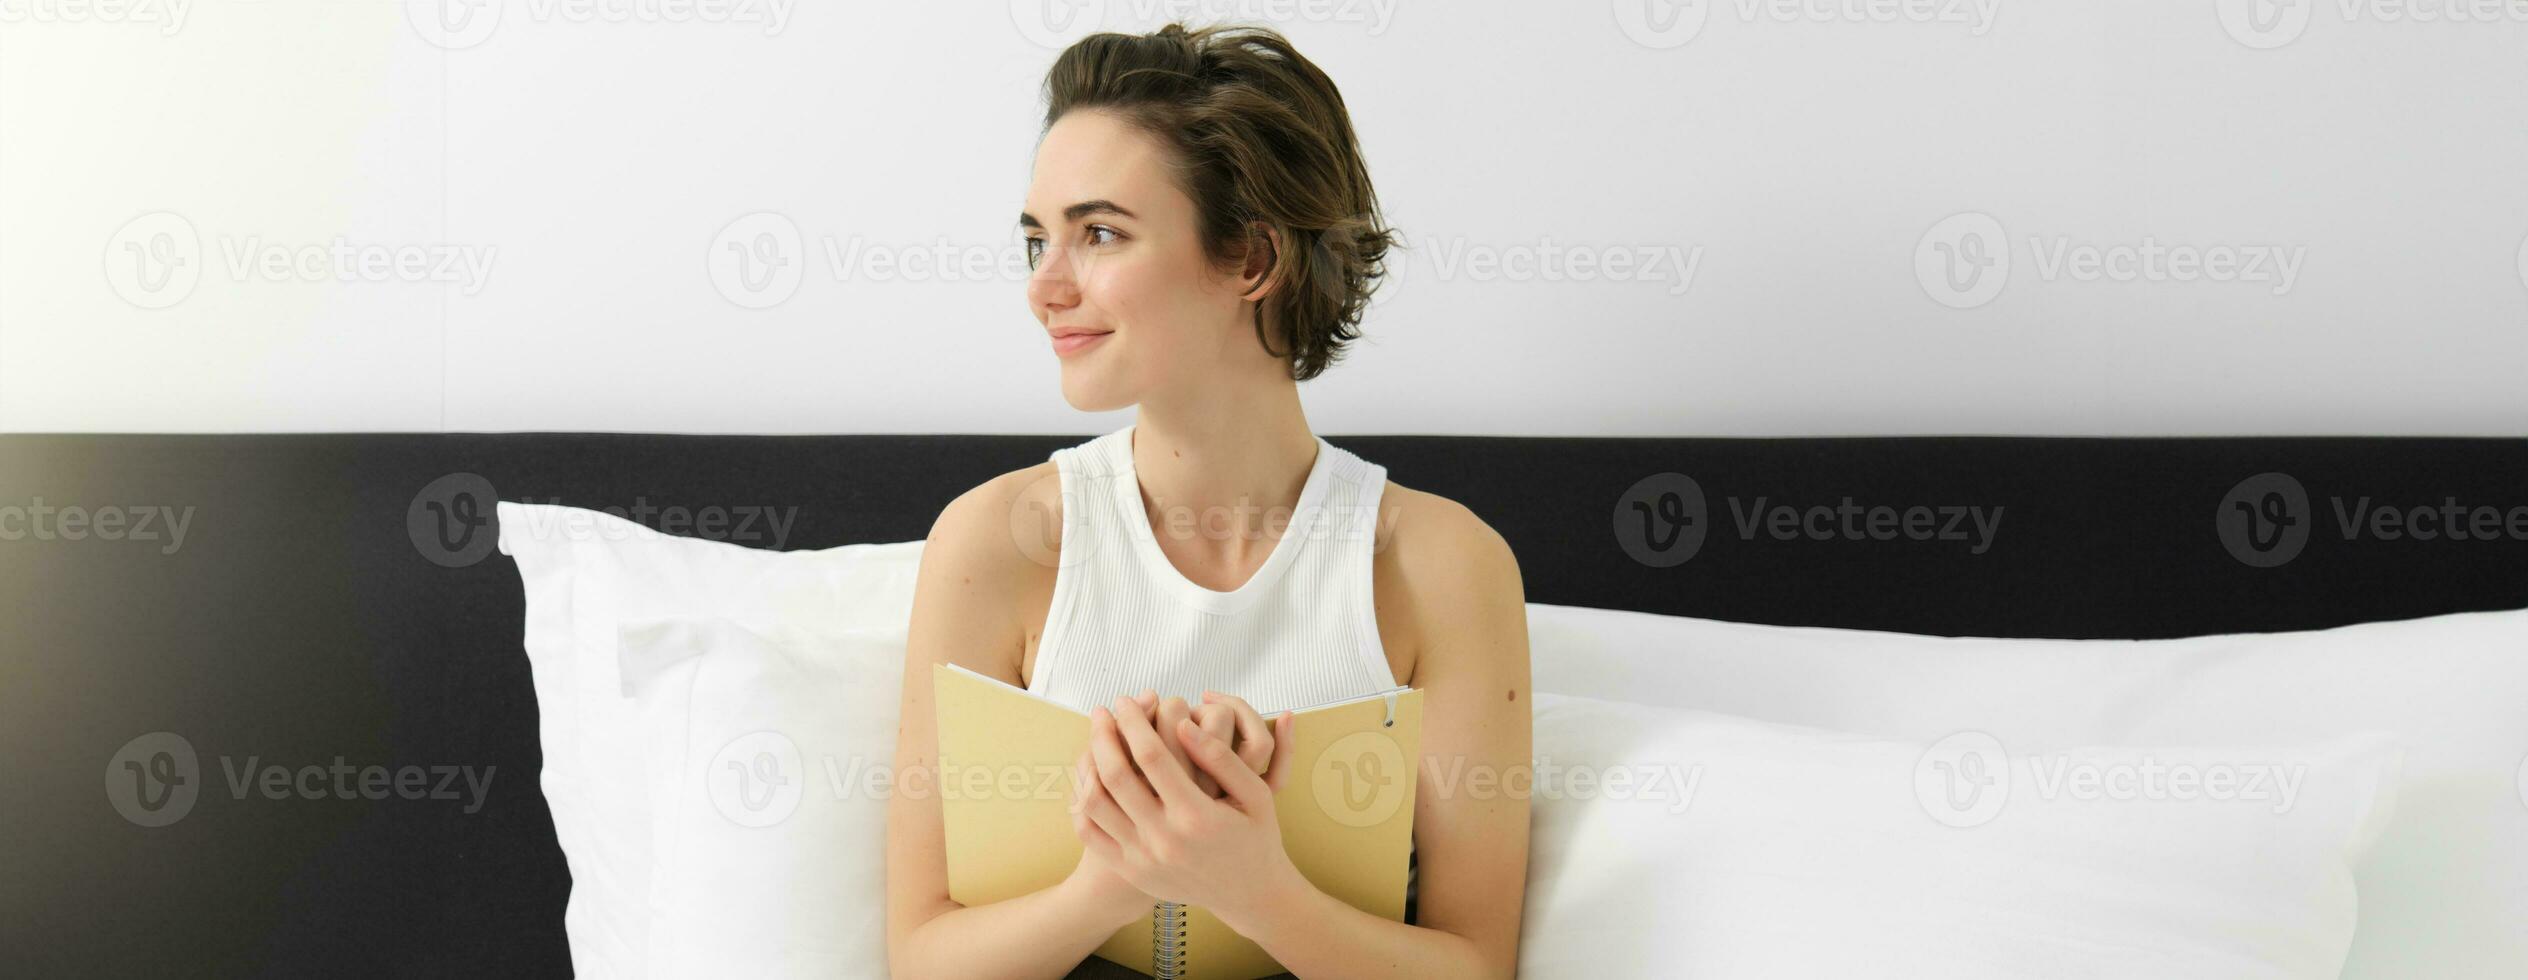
left=932, top=663, right=1423, bottom=980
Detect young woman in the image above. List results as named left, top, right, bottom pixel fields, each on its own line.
left=885, top=23, right=1532, bottom=979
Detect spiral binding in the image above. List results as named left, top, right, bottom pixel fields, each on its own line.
left=1152, top=900, right=1188, bottom=978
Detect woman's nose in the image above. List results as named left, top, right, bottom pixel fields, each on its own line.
left=1027, top=248, right=1078, bottom=311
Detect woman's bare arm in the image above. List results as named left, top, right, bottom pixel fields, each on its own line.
left=885, top=472, right=1144, bottom=979
left=1221, top=497, right=1535, bottom=978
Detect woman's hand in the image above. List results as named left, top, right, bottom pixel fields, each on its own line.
left=1065, top=691, right=1159, bottom=925
left=1112, top=689, right=1276, bottom=798
left=1198, top=690, right=1276, bottom=784
left=1075, top=693, right=1303, bottom=928
left=1157, top=694, right=1230, bottom=798
left=1064, top=689, right=1281, bottom=920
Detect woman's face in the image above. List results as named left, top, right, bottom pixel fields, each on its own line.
left=1023, top=109, right=1260, bottom=413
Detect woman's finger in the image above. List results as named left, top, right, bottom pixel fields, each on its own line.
left=1077, top=754, right=1144, bottom=860
left=1107, top=694, right=1206, bottom=811
left=1202, top=691, right=1275, bottom=776
left=1154, top=696, right=1215, bottom=798
left=1177, top=715, right=1275, bottom=812
left=1194, top=704, right=1238, bottom=794
left=1070, top=758, right=1111, bottom=846
left=1261, top=711, right=1295, bottom=793
left=1157, top=692, right=1213, bottom=798
left=1077, top=807, right=1124, bottom=865
left=1088, top=705, right=1164, bottom=829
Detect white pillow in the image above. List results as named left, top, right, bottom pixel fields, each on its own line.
left=1524, top=602, right=2528, bottom=979
left=617, top=618, right=903, bottom=979
left=495, top=501, right=922, bottom=979
left=1519, top=692, right=2403, bottom=979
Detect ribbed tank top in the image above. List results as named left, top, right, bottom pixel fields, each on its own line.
left=1028, top=423, right=1419, bottom=923
left=1028, top=423, right=1400, bottom=711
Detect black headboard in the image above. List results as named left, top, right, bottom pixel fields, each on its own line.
left=11, top=432, right=2528, bottom=976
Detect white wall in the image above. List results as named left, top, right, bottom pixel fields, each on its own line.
left=3, top=0, right=2525, bottom=436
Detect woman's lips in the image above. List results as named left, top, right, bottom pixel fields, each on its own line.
left=1052, top=332, right=1111, bottom=357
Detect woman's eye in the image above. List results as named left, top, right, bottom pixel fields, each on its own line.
left=1021, top=226, right=1117, bottom=270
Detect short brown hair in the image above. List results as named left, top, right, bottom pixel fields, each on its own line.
left=1043, top=23, right=1394, bottom=382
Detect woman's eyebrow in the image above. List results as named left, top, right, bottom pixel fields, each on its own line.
left=1018, top=199, right=1139, bottom=229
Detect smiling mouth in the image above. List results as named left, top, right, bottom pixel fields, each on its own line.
left=1052, top=332, right=1111, bottom=356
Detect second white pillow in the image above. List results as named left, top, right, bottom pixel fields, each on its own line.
left=1518, top=692, right=2403, bottom=980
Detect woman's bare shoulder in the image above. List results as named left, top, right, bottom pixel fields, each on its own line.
left=911, top=463, right=1066, bottom=677
left=927, top=460, right=1067, bottom=564
left=1374, top=480, right=1514, bottom=573
left=1370, top=481, right=1525, bottom=685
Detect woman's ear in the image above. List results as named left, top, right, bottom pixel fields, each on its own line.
left=1236, top=222, right=1282, bottom=304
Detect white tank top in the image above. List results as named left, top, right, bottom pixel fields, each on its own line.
left=1027, top=423, right=1420, bottom=921
left=1028, top=423, right=1400, bottom=713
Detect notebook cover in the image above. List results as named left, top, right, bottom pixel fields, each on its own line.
left=933, top=663, right=1424, bottom=979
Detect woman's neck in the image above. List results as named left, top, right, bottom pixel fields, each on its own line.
left=1129, top=386, right=1319, bottom=559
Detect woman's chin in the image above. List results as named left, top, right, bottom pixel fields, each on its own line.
left=1058, top=374, right=1134, bottom=414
